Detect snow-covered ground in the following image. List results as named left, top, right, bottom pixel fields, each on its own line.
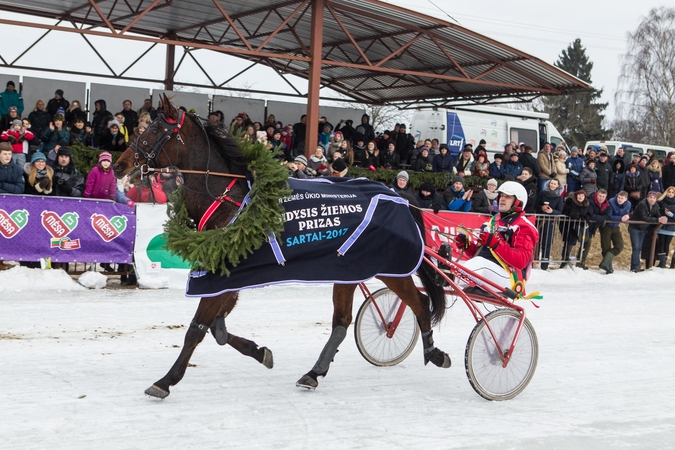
left=1, top=266, right=674, bottom=449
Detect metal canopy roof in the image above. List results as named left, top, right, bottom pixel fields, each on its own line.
left=0, top=0, right=589, bottom=107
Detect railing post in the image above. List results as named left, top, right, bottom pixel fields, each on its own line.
left=647, top=224, right=663, bottom=269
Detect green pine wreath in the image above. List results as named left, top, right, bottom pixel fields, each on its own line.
left=163, top=139, right=291, bottom=276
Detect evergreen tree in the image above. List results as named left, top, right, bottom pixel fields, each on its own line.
left=540, top=39, right=610, bottom=149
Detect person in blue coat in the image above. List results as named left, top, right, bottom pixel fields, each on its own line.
left=442, top=176, right=473, bottom=212
left=647, top=159, right=664, bottom=193
left=0, top=143, right=24, bottom=194
left=565, top=146, right=585, bottom=193
left=504, top=152, right=523, bottom=178
left=432, top=145, right=453, bottom=173
left=598, top=191, right=631, bottom=273
left=0, top=81, right=24, bottom=117
left=489, top=154, right=506, bottom=180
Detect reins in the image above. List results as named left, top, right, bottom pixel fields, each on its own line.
left=139, top=165, right=246, bottom=179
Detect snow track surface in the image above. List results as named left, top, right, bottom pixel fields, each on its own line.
left=1, top=268, right=674, bottom=449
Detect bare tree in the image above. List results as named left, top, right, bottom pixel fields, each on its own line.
left=364, top=105, right=411, bottom=133
left=614, top=7, right=675, bottom=146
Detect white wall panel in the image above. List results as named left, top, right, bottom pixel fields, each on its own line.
left=90, top=83, right=150, bottom=122
left=21, top=77, right=86, bottom=120
left=211, top=96, right=265, bottom=124
left=153, top=90, right=209, bottom=118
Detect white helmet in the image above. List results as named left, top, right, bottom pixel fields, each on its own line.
left=497, top=181, right=528, bottom=209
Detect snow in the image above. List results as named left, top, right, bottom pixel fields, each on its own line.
left=1, top=267, right=674, bottom=448
left=0, top=266, right=84, bottom=292
left=138, top=275, right=170, bottom=290
left=78, top=271, right=108, bottom=289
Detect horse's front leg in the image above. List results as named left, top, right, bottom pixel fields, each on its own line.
left=296, top=284, right=357, bottom=390
left=145, top=296, right=223, bottom=399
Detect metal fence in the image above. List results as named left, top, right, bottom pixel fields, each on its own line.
left=531, top=215, right=589, bottom=268
left=530, top=215, right=669, bottom=269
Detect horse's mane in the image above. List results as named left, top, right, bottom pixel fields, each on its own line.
left=183, top=112, right=247, bottom=171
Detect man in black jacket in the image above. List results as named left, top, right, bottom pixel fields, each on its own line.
left=519, top=145, right=541, bottom=179
left=51, top=147, right=84, bottom=197
left=663, top=156, right=675, bottom=189
left=120, top=100, right=139, bottom=131
left=393, top=123, right=414, bottom=165
left=91, top=99, right=114, bottom=147
left=578, top=189, right=611, bottom=269
left=353, top=114, right=375, bottom=147
left=628, top=191, right=668, bottom=272
left=517, top=167, right=538, bottom=214
left=293, top=114, right=307, bottom=156
left=335, top=119, right=355, bottom=144
left=595, top=151, right=612, bottom=191
left=46, top=89, right=70, bottom=118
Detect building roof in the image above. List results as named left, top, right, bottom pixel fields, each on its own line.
left=0, top=0, right=590, bottom=105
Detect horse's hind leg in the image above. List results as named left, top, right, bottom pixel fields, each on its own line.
left=296, top=284, right=357, bottom=390
left=207, top=291, right=273, bottom=368
left=379, top=276, right=451, bottom=368
left=145, top=294, right=228, bottom=399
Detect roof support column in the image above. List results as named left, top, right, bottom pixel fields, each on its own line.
left=304, top=0, right=324, bottom=158
left=164, top=42, right=175, bottom=90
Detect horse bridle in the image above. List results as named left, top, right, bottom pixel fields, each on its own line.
left=129, top=108, right=248, bottom=231
left=129, top=109, right=246, bottom=181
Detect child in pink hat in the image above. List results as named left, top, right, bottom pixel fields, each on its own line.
left=84, top=152, right=116, bottom=200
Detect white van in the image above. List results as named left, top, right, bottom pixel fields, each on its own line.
left=411, top=105, right=566, bottom=157
left=584, top=140, right=675, bottom=161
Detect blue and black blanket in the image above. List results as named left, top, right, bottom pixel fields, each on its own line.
left=186, top=177, right=424, bottom=297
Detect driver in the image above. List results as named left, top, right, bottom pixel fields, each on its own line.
left=455, top=181, right=539, bottom=293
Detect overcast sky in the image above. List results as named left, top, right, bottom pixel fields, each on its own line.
left=389, top=0, right=669, bottom=121
left=0, top=1, right=668, bottom=122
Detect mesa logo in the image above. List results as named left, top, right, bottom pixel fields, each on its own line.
left=90, top=214, right=128, bottom=242
left=0, top=209, right=29, bottom=239
left=41, top=211, right=79, bottom=238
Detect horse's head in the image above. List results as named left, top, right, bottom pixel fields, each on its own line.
left=114, top=93, right=188, bottom=179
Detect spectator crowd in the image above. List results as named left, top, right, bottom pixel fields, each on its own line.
left=1, top=78, right=674, bottom=275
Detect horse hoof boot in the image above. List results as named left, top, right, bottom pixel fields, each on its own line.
left=145, top=384, right=170, bottom=399
left=296, top=374, right=318, bottom=390
left=424, top=348, right=452, bottom=368
left=262, top=347, right=274, bottom=369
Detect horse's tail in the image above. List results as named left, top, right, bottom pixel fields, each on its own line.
left=409, top=204, right=446, bottom=326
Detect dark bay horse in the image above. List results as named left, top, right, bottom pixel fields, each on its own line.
left=113, top=94, right=450, bottom=399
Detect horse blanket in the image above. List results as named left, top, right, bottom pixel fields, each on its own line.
left=186, top=177, right=424, bottom=297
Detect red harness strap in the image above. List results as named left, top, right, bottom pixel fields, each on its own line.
left=163, top=110, right=186, bottom=133
left=198, top=179, right=241, bottom=232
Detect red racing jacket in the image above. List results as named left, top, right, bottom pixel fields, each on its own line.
left=466, top=210, right=539, bottom=280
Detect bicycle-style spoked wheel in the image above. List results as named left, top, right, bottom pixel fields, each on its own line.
left=354, top=288, right=420, bottom=366
left=465, top=309, right=538, bottom=401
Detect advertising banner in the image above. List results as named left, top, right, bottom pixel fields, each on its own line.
left=422, top=210, right=489, bottom=259
left=421, top=209, right=537, bottom=258
left=0, top=195, right=135, bottom=263
left=134, top=203, right=190, bottom=289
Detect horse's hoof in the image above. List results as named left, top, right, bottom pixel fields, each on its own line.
left=296, top=374, right=318, bottom=390
left=145, top=384, right=170, bottom=399
left=261, top=347, right=274, bottom=369
left=424, top=348, right=452, bottom=368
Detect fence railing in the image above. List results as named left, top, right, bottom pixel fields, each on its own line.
left=530, top=214, right=666, bottom=269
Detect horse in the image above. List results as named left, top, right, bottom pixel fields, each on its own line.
left=113, top=94, right=451, bottom=399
